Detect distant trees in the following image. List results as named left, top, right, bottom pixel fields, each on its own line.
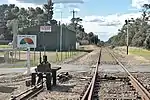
left=107, top=3, right=150, bottom=49
left=0, top=3, right=100, bottom=45
left=68, top=17, right=100, bottom=45
left=0, top=3, right=56, bottom=39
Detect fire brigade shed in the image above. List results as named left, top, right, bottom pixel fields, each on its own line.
left=25, top=25, right=76, bottom=51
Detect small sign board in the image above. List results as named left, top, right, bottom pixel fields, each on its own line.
left=17, top=35, right=37, bottom=48
left=40, top=26, right=51, bottom=32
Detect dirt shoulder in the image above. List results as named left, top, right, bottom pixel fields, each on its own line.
left=114, top=47, right=150, bottom=66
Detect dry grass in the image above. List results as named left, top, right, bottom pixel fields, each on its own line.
left=8, top=50, right=83, bottom=67
left=114, top=46, right=150, bottom=64
left=0, top=45, right=11, bottom=48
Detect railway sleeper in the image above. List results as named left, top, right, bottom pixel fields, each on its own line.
left=92, top=94, right=99, bottom=98
left=94, top=87, right=100, bottom=92
left=100, top=76, right=129, bottom=81
left=100, top=61, right=118, bottom=65
left=103, top=98, right=138, bottom=100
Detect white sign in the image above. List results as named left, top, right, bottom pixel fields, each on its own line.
left=40, top=26, right=51, bottom=32
left=17, top=35, right=37, bottom=48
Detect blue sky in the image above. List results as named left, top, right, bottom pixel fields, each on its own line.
left=53, top=0, right=138, bottom=18
left=0, top=0, right=148, bottom=41
left=79, top=0, right=131, bottom=16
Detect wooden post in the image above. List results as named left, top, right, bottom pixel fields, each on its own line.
left=52, top=70, right=57, bottom=86
left=65, top=51, right=67, bottom=59
left=68, top=48, right=69, bottom=58
left=19, top=49, right=20, bottom=60
left=34, top=48, right=35, bottom=65
left=69, top=47, right=71, bottom=57
left=27, top=47, right=31, bottom=75
left=56, top=50, right=59, bottom=62
left=72, top=47, right=73, bottom=55
left=14, top=49, right=17, bottom=63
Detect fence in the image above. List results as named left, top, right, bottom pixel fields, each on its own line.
left=55, top=49, right=80, bottom=62
left=0, top=48, right=81, bottom=68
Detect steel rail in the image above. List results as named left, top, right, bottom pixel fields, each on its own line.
left=81, top=47, right=150, bottom=100
left=108, top=48, right=150, bottom=100
left=81, top=48, right=102, bottom=100
left=11, top=81, right=45, bottom=100
left=19, top=85, right=44, bottom=100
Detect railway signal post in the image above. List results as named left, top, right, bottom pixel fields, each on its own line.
left=125, top=18, right=135, bottom=55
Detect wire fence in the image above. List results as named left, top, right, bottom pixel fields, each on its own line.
left=0, top=48, right=81, bottom=68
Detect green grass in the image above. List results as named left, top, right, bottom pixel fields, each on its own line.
left=49, top=51, right=82, bottom=62
left=8, top=60, right=40, bottom=68
left=9, top=65, right=36, bottom=68
left=0, top=45, right=11, bottom=48
left=0, top=52, right=4, bottom=56
left=9, top=66, right=25, bottom=68
left=129, top=48, right=150, bottom=60
left=8, top=51, right=84, bottom=68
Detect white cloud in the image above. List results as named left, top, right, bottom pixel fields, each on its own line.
left=55, top=12, right=142, bottom=41
left=5, top=0, right=145, bottom=41
left=131, top=0, right=150, bottom=9
left=54, top=12, right=143, bottom=41
left=81, top=12, right=142, bottom=41
left=7, top=0, right=42, bottom=8
left=54, top=3, right=80, bottom=12
left=56, top=16, right=72, bottom=24
left=10, top=0, right=81, bottom=14
left=12, top=0, right=83, bottom=10
left=53, top=0, right=84, bottom=3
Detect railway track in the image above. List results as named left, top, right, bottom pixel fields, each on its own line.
left=11, top=82, right=44, bottom=100
left=80, top=47, right=150, bottom=100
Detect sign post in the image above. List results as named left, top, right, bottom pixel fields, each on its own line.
left=17, top=35, right=37, bottom=75
left=10, top=51, right=14, bottom=64
left=26, top=44, right=30, bottom=75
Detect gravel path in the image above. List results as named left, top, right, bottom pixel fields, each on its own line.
left=1, top=46, right=149, bottom=100
left=34, top=46, right=101, bottom=100
left=69, top=48, right=100, bottom=66
left=0, top=45, right=100, bottom=100
left=0, top=73, right=30, bottom=100
left=132, top=72, right=150, bottom=92
left=98, top=72, right=140, bottom=100
left=36, top=72, right=92, bottom=100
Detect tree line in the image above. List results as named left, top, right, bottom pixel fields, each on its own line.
left=0, top=4, right=100, bottom=45
left=107, top=4, right=150, bottom=49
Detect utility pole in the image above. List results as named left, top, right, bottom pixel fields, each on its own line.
left=12, top=19, right=18, bottom=65
left=72, top=10, right=75, bottom=22
left=60, top=11, right=63, bottom=61
left=71, top=10, right=77, bottom=24
left=47, top=0, right=53, bottom=24
left=71, top=10, right=78, bottom=51
left=12, top=19, right=18, bottom=49
left=42, top=0, right=53, bottom=55
left=71, top=10, right=78, bottom=32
